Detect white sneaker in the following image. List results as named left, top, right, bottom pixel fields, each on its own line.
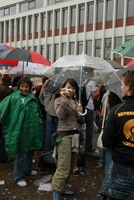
left=31, top=170, right=37, bottom=176
left=17, top=180, right=27, bottom=187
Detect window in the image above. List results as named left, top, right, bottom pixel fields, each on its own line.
left=48, top=12, right=53, bottom=31
left=36, top=0, right=44, bottom=8
left=63, top=9, right=68, bottom=28
left=22, top=17, right=26, bottom=35
left=114, top=37, right=122, bottom=58
left=77, top=41, right=83, bottom=55
left=6, top=21, right=9, bottom=41
left=69, top=42, right=75, bottom=55
left=47, top=45, right=52, bottom=63
left=127, top=0, right=133, bottom=17
left=10, top=5, right=16, bottom=15
left=54, top=44, right=59, bottom=62
left=87, top=3, right=94, bottom=24
left=55, top=10, right=60, bottom=29
left=20, top=3, right=28, bottom=12
left=125, top=35, right=134, bottom=42
left=28, top=46, right=32, bottom=50
left=34, top=46, right=38, bottom=52
left=79, top=5, right=85, bottom=25
left=0, top=9, right=4, bottom=17
left=95, top=39, right=102, bottom=57
left=17, top=19, right=20, bottom=40
left=116, top=0, right=124, bottom=19
left=48, top=0, right=55, bottom=5
left=1, top=22, right=4, bottom=42
left=28, top=16, right=32, bottom=35
left=56, top=0, right=62, bottom=3
left=61, top=43, right=67, bottom=56
left=86, top=40, right=92, bottom=56
left=106, top=0, right=113, bottom=21
left=4, top=8, right=9, bottom=16
left=96, top=1, right=103, bottom=23
left=11, top=20, right=15, bottom=41
left=41, top=45, right=45, bottom=56
left=29, top=1, right=35, bottom=10
left=70, top=7, right=76, bottom=27
left=35, top=15, right=39, bottom=33
left=11, top=20, right=15, bottom=36
left=41, top=13, right=46, bottom=32
left=104, top=38, right=112, bottom=59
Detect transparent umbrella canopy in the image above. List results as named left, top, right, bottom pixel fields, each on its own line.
left=4, top=61, right=48, bottom=77
left=43, top=54, right=120, bottom=100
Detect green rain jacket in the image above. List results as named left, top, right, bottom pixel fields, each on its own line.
left=0, top=90, right=43, bottom=158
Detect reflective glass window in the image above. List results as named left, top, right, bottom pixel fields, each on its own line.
left=104, top=38, right=112, bottom=59
left=87, top=3, right=94, bottom=24
left=79, top=5, right=85, bottom=25
left=63, top=9, right=68, bottom=28
left=70, top=7, right=76, bottom=26
left=86, top=40, right=92, bottom=56
left=127, top=0, right=133, bottom=17
left=106, top=0, right=113, bottom=21
left=95, top=39, right=102, bottom=57
left=116, top=0, right=124, bottom=19
left=96, top=1, right=103, bottom=23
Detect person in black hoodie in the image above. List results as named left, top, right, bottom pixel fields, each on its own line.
left=101, top=70, right=134, bottom=200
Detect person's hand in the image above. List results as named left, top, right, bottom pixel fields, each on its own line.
left=60, top=87, right=68, bottom=99
left=76, top=102, right=83, bottom=114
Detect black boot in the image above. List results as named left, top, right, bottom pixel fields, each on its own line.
left=101, top=194, right=108, bottom=200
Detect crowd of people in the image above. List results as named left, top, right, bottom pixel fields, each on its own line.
left=0, top=70, right=134, bottom=200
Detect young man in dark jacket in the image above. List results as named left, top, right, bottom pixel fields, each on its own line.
left=101, top=70, right=134, bottom=200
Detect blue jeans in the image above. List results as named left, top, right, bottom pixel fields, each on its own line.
left=100, top=149, right=113, bottom=198
left=101, top=161, right=134, bottom=200
left=99, top=148, right=106, bottom=168
left=13, top=149, right=35, bottom=182
left=45, top=113, right=57, bottom=153
left=84, top=109, right=94, bottom=151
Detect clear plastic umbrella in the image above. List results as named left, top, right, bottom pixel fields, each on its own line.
left=4, top=61, right=49, bottom=77
left=43, top=54, right=120, bottom=100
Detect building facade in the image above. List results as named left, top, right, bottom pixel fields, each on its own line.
left=0, top=0, right=134, bottom=65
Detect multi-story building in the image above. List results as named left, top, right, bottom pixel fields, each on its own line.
left=0, top=0, right=134, bottom=66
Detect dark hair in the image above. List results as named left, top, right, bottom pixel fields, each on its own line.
left=2, top=75, right=12, bottom=86
left=18, top=77, right=33, bottom=91
left=122, top=70, right=134, bottom=96
left=62, top=78, right=79, bottom=100
left=12, top=76, right=22, bottom=87
left=42, top=76, right=49, bottom=84
left=108, top=92, right=122, bottom=109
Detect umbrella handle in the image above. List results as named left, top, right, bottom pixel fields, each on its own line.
left=78, top=109, right=87, bottom=116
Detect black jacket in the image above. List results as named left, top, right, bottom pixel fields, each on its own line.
left=102, top=96, right=134, bottom=168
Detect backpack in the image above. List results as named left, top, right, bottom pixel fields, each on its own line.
left=81, top=86, right=90, bottom=112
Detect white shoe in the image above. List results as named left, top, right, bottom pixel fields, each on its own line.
left=17, top=180, right=27, bottom=187
left=31, top=170, right=37, bottom=176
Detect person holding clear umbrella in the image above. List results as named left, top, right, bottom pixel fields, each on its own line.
left=52, top=78, right=85, bottom=200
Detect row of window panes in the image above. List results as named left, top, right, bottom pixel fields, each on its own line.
left=0, top=0, right=133, bottom=19
left=0, top=0, right=44, bottom=17
left=48, top=0, right=69, bottom=6
left=36, top=36, right=134, bottom=62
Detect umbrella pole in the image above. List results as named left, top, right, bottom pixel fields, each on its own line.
left=22, top=61, right=24, bottom=76
left=78, top=66, right=87, bottom=116
left=79, top=66, right=83, bottom=102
